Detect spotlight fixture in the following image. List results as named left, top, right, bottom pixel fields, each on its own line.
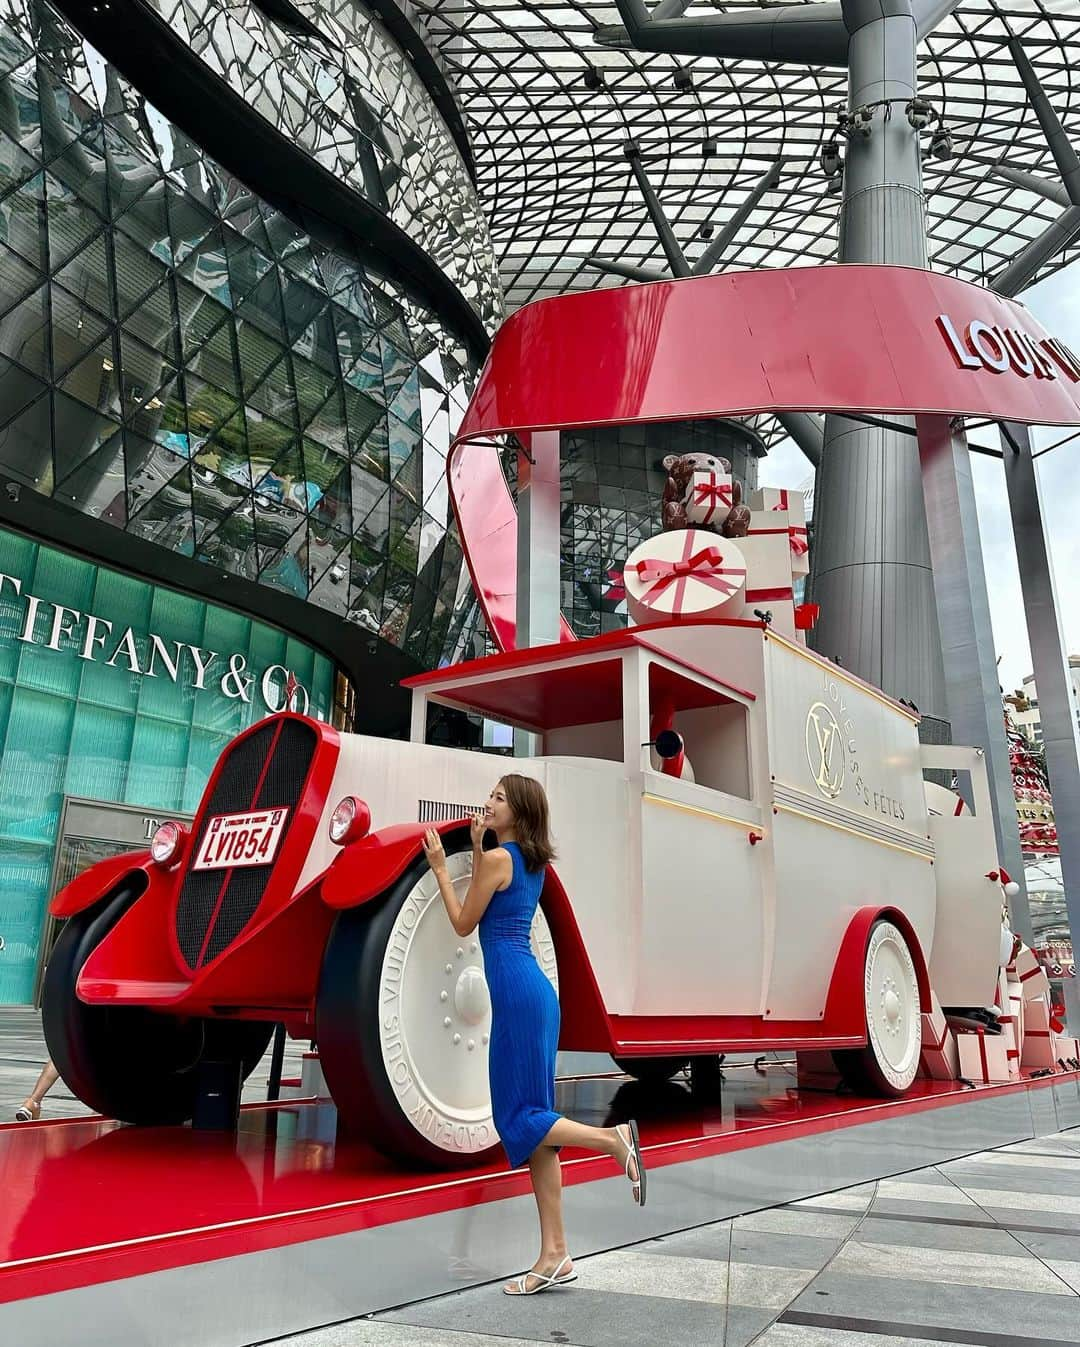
left=583, top=63, right=605, bottom=90
left=852, top=104, right=874, bottom=136
left=702, top=135, right=717, bottom=158
left=673, top=65, right=693, bottom=91
left=819, top=138, right=842, bottom=177
left=825, top=170, right=844, bottom=196
left=905, top=96, right=935, bottom=130
left=622, top=138, right=642, bottom=160
left=697, top=222, right=714, bottom=240
left=929, top=127, right=954, bottom=160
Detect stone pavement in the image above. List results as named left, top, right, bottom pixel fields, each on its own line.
left=271, top=1132, right=1080, bottom=1347
left=0, top=1006, right=307, bottom=1121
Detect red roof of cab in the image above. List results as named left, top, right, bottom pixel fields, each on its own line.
left=401, top=618, right=764, bottom=732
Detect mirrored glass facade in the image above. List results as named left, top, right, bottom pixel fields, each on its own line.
left=0, top=0, right=487, bottom=670
left=144, top=0, right=502, bottom=330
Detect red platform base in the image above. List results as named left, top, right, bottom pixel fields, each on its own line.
left=2, top=1064, right=1078, bottom=1347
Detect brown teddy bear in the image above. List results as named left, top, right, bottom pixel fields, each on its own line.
left=661, top=452, right=750, bottom=537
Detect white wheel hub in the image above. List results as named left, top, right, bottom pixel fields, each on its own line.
left=864, top=921, right=921, bottom=1091
left=377, top=851, right=558, bottom=1156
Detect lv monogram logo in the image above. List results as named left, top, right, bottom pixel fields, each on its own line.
left=805, top=702, right=845, bottom=798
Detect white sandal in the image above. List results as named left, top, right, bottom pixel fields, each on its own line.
left=616, top=1119, right=647, bottom=1207
left=503, top=1253, right=577, bottom=1295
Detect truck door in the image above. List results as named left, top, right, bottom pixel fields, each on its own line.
left=635, top=660, right=767, bottom=1015
left=921, top=745, right=1003, bottom=1010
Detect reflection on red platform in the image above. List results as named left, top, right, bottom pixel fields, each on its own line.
left=0, top=1066, right=1071, bottom=1304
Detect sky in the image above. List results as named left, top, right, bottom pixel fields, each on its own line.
left=757, top=269, right=1080, bottom=698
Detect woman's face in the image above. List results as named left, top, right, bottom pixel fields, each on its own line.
left=485, top=782, right=515, bottom=833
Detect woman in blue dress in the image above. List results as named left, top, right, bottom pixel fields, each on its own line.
left=423, top=773, right=646, bottom=1296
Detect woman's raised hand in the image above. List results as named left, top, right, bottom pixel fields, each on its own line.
left=470, top=812, right=487, bottom=849
left=422, top=828, right=447, bottom=873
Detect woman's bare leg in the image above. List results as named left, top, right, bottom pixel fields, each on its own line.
left=505, top=1146, right=571, bottom=1294
left=19, top=1059, right=59, bottom=1118
left=541, top=1117, right=639, bottom=1182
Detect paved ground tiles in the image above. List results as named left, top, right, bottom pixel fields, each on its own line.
left=270, top=1129, right=1080, bottom=1347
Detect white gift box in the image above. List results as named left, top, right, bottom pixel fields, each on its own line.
left=1007, top=990, right=1025, bottom=1061
left=737, top=530, right=797, bottom=638
left=1022, top=967, right=1051, bottom=1001
left=746, top=508, right=809, bottom=578
left=684, top=470, right=735, bottom=528
left=956, top=1028, right=1012, bottom=1083
left=623, top=529, right=747, bottom=625
left=997, top=1016, right=1022, bottom=1078
left=920, top=992, right=960, bottom=1080
left=1008, top=944, right=1052, bottom=1000
left=1021, top=996, right=1058, bottom=1070
left=739, top=530, right=794, bottom=597
left=750, top=486, right=807, bottom=527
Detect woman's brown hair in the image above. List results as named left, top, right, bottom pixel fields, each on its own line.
left=499, top=774, right=556, bottom=873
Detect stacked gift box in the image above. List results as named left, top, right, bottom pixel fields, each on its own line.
left=1006, top=942, right=1079, bottom=1072
left=626, top=482, right=814, bottom=641
left=919, top=990, right=960, bottom=1080
left=927, top=937, right=1079, bottom=1084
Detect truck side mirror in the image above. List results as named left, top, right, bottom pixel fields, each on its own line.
left=652, top=729, right=685, bottom=761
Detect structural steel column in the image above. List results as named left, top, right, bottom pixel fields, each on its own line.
left=514, top=431, right=561, bottom=755
left=811, top=2, right=947, bottom=738
left=1002, top=422, right=1080, bottom=1030
left=918, top=415, right=1033, bottom=945
left=515, top=431, right=562, bottom=649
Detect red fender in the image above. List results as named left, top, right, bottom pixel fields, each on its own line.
left=538, top=865, right=615, bottom=1053
left=320, top=819, right=469, bottom=910
left=50, top=851, right=153, bottom=919
left=823, top=905, right=933, bottom=1036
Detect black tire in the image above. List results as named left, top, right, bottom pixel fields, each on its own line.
left=831, top=919, right=922, bottom=1098
left=613, top=1055, right=689, bottom=1084
left=317, top=835, right=506, bottom=1169
left=42, top=886, right=273, bottom=1124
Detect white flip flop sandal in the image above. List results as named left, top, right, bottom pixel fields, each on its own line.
left=503, top=1253, right=577, bottom=1295
left=616, top=1119, right=647, bottom=1207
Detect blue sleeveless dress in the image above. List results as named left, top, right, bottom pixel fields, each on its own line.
left=479, top=842, right=562, bottom=1168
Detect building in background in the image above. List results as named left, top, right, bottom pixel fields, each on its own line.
left=0, top=0, right=502, bottom=1001
left=1007, top=659, right=1080, bottom=746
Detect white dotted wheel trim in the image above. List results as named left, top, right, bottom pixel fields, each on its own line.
left=377, top=850, right=558, bottom=1156
left=863, top=921, right=921, bottom=1091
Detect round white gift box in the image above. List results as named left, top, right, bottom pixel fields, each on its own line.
left=624, top=528, right=747, bottom=624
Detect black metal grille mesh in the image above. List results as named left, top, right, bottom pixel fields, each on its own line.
left=418, top=799, right=482, bottom=823
left=174, top=719, right=318, bottom=969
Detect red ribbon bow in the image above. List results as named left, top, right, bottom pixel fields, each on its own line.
left=634, top=539, right=745, bottom=611
left=788, top=527, right=809, bottom=557
left=692, top=478, right=734, bottom=509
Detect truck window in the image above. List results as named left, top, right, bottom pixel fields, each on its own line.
left=648, top=663, right=751, bottom=799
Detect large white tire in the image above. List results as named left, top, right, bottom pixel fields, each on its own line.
left=317, top=838, right=558, bottom=1168
left=833, top=919, right=922, bottom=1097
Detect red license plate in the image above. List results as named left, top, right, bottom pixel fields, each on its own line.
left=192, top=808, right=289, bottom=871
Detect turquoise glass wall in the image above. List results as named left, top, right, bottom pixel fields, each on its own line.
left=0, top=528, right=335, bottom=1003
